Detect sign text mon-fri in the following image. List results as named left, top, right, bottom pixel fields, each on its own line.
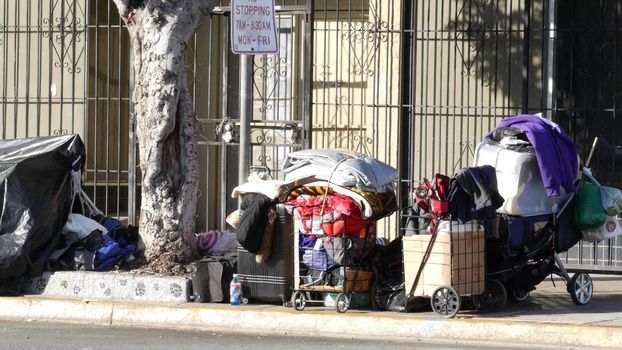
left=231, top=0, right=279, bottom=54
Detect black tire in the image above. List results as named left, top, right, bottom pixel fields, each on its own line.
left=568, top=272, right=593, bottom=306
left=292, top=291, right=306, bottom=311
left=472, top=279, right=507, bottom=311
left=430, top=286, right=461, bottom=318
left=510, top=289, right=531, bottom=302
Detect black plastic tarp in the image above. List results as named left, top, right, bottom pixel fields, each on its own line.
left=0, top=134, right=84, bottom=291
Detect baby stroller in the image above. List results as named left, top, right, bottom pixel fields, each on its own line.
left=478, top=193, right=593, bottom=308
left=472, top=135, right=594, bottom=309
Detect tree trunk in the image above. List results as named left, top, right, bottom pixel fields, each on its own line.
left=112, top=0, right=216, bottom=273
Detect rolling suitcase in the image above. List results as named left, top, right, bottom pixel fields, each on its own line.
left=237, top=203, right=293, bottom=305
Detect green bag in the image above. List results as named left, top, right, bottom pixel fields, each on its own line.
left=575, top=174, right=607, bottom=231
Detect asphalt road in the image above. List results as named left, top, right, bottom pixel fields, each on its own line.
left=0, top=320, right=580, bottom=350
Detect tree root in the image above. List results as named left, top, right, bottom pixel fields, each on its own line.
left=129, top=251, right=191, bottom=276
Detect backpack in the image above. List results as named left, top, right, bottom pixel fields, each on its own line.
left=92, top=214, right=132, bottom=246
left=190, top=254, right=237, bottom=303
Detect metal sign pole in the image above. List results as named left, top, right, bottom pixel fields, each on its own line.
left=238, top=53, right=252, bottom=194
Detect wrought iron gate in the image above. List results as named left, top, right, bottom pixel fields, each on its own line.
left=310, top=0, right=404, bottom=239
left=0, top=0, right=313, bottom=232
left=0, top=0, right=133, bottom=222
left=401, top=0, right=622, bottom=272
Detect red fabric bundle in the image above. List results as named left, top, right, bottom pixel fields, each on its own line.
left=290, top=194, right=371, bottom=237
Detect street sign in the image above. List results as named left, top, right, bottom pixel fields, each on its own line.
left=230, top=0, right=279, bottom=54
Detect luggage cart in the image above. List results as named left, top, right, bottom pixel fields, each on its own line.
left=290, top=220, right=375, bottom=313
left=402, top=218, right=486, bottom=318
left=402, top=176, right=489, bottom=318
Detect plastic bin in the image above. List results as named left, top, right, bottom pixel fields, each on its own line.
left=473, top=141, right=569, bottom=216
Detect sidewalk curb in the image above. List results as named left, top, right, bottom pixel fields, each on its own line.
left=1, top=296, right=620, bottom=348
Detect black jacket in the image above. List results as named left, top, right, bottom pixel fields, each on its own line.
left=236, top=193, right=273, bottom=254
left=449, top=166, right=504, bottom=237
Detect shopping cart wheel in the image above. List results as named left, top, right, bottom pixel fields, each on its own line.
left=430, top=286, right=460, bottom=318
left=568, top=272, right=593, bottom=306
left=292, top=291, right=307, bottom=311
left=510, top=289, right=531, bottom=302
left=335, top=293, right=350, bottom=313
left=472, top=279, right=507, bottom=311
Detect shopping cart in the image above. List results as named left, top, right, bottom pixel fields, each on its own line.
left=290, top=217, right=375, bottom=313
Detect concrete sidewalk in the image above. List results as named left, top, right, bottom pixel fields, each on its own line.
left=1, top=275, right=621, bottom=349
left=468, top=274, right=622, bottom=327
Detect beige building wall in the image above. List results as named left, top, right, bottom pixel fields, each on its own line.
left=0, top=0, right=87, bottom=140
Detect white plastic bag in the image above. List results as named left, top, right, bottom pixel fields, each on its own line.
left=63, top=213, right=108, bottom=239
left=600, top=186, right=622, bottom=216
left=582, top=216, right=622, bottom=242
left=582, top=168, right=622, bottom=216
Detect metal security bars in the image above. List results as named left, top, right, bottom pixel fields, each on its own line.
left=0, top=0, right=87, bottom=139
left=399, top=0, right=622, bottom=272
left=400, top=0, right=554, bottom=196
left=311, top=0, right=403, bottom=239
left=556, top=1, right=622, bottom=272
left=2, top=0, right=622, bottom=272
left=0, top=0, right=135, bottom=223
left=399, top=0, right=556, bottom=244
left=2, top=0, right=131, bottom=220
left=191, top=2, right=313, bottom=231
left=85, top=0, right=132, bottom=221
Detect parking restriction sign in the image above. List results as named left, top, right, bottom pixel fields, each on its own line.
left=231, top=0, right=278, bottom=54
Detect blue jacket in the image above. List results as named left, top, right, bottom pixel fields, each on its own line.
left=486, top=114, right=578, bottom=197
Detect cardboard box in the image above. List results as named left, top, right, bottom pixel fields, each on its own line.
left=403, top=222, right=485, bottom=297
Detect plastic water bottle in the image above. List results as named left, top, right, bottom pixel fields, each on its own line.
left=230, top=274, right=242, bottom=306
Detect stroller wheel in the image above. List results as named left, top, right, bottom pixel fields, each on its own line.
left=510, top=289, right=531, bottom=302
left=430, top=286, right=461, bottom=318
left=292, top=291, right=307, bottom=311
left=472, top=279, right=507, bottom=311
left=335, top=292, right=350, bottom=313
left=569, top=272, right=593, bottom=306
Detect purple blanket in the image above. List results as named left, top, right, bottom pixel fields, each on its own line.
left=486, top=114, right=578, bottom=197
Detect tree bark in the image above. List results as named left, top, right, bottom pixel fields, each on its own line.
left=112, top=0, right=216, bottom=273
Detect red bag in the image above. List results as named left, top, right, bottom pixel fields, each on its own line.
left=414, top=174, right=451, bottom=218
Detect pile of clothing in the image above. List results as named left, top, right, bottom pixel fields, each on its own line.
left=49, top=213, right=138, bottom=272
left=231, top=175, right=321, bottom=265
left=230, top=149, right=398, bottom=273
left=282, top=149, right=398, bottom=275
